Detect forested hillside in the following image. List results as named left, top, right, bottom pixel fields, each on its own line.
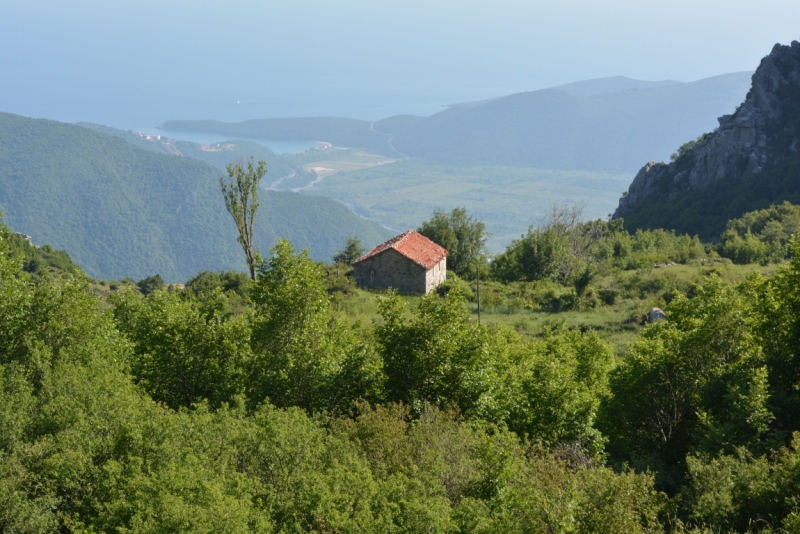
left=0, top=112, right=392, bottom=281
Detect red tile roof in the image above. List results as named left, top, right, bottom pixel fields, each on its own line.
left=354, top=230, right=448, bottom=270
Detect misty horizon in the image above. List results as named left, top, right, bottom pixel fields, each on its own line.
left=1, top=1, right=797, bottom=130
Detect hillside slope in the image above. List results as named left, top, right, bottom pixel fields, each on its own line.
left=553, top=75, right=682, bottom=97
left=377, top=72, right=752, bottom=172
left=0, top=112, right=392, bottom=280
left=614, top=41, right=800, bottom=239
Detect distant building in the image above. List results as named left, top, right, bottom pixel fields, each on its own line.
left=352, top=230, right=447, bottom=295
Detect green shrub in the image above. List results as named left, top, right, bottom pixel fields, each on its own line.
left=435, top=272, right=476, bottom=301
left=598, top=288, right=618, bottom=305
left=542, top=288, right=579, bottom=312
left=136, top=274, right=165, bottom=296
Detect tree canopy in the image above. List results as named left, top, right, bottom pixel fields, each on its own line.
left=418, top=207, right=488, bottom=277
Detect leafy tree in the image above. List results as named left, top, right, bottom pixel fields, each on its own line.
left=110, top=288, right=253, bottom=409
left=600, top=276, right=771, bottom=492
left=333, top=236, right=365, bottom=265
left=375, top=290, right=511, bottom=416
left=184, top=270, right=251, bottom=299
left=492, top=205, right=612, bottom=289
left=250, top=239, right=383, bottom=412
left=759, top=237, right=800, bottom=439
left=718, top=201, right=800, bottom=264
left=0, top=220, right=681, bottom=532
left=506, top=326, right=615, bottom=458
left=418, top=207, right=488, bottom=277
left=718, top=228, right=769, bottom=264
left=220, top=157, right=267, bottom=280
left=136, top=273, right=164, bottom=296
left=678, top=433, right=800, bottom=532
left=491, top=225, right=569, bottom=283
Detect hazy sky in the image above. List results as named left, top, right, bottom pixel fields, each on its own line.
left=1, top=0, right=798, bottom=127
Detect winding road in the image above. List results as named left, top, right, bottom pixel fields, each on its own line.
left=369, top=123, right=409, bottom=160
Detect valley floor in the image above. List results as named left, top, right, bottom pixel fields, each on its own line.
left=291, top=157, right=631, bottom=251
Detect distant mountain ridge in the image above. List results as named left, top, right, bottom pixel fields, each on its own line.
left=377, top=72, right=753, bottom=172
left=0, top=112, right=393, bottom=281
left=614, top=40, right=800, bottom=239
left=161, top=72, right=753, bottom=172
left=552, top=75, right=683, bottom=97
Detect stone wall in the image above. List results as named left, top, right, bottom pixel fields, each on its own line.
left=353, top=250, right=446, bottom=295
left=424, top=258, right=447, bottom=294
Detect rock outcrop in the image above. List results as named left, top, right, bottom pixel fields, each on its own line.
left=615, top=40, right=800, bottom=219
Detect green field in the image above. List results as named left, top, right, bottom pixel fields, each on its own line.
left=302, top=159, right=631, bottom=251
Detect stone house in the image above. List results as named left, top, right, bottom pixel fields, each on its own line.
left=352, top=230, right=447, bottom=295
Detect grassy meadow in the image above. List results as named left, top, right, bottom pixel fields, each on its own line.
left=326, top=259, right=778, bottom=355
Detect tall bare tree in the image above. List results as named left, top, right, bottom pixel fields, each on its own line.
left=220, top=158, right=267, bottom=280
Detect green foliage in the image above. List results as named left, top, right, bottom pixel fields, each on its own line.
left=718, top=201, right=800, bottom=264
left=435, top=272, right=477, bottom=301
left=4, top=230, right=81, bottom=278
left=492, top=206, right=613, bottom=286
left=418, top=207, right=488, bottom=277
left=333, top=236, right=365, bottom=265
left=759, top=237, right=800, bottom=439
left=611, top=228, right=706, bottom=269
left=600, top=276, right=770, bottom=491
left=678, top=434, right=800, bottom=532
left=375, top=290, right=509, bottom=416
left=718, top=229, right=770, bottom=265
left=507, top=326, right=615, bottom=456
left=249, top=240, right=383, bottom=412
left=491, top=206, right=708, bottom=309
left=185, top=269, right=251, bottom=299
left=136, top=273, right=164, bottom=296
left=110, top=288, right=253, bottom=409
left=8, top=212, right=800, bottom=530
left=670, top=134, right=710, bottom=162
left=492, top=226, right=569, bottom=282
left=374, top=290, right=615, bottom=455
left=334, top=403, right=667, bottom=534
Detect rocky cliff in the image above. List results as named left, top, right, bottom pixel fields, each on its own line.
left=614, top=40, right=800, bottom=232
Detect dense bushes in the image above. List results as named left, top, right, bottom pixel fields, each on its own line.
left=5, top=217, right=800, bottom=531
left=718, top=201, right=800, bottom=264
left=490, top=207, right=707, bottom=291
